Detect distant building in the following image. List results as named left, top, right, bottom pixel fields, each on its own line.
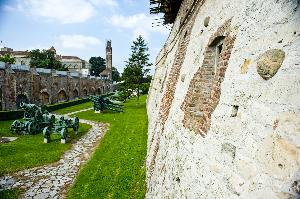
left=0, top=46, right=91, bottom=74
left=58, top=55, right=84, bottom=73
left=13, top=51, right=30, bottom=65
left=0, top=47, right=30, bottom=65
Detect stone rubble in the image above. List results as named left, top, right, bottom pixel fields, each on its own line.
left=0, top=109, right=108, bottom=199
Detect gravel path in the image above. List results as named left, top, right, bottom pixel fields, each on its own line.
left=0, top=109, right=107, bottom=199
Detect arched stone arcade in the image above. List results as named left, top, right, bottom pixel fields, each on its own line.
left=73, top=89, right=79, bottom=99
left=0, top=87, right=2, bottom=111
left=90, top=87, right=96, bottom=95
left=58, top=90, right=68, bottom=102
left=97, top=87, right=102, bottom=95
left=83, top=88, right=88, bottom=97
left=40, top=91, right=50, bottom=105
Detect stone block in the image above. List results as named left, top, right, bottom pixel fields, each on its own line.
left=240, top=59, right=251, bottom=74
left=204, top=16, right=210, bottom=27
left=256, top=49, right=285, bottom=80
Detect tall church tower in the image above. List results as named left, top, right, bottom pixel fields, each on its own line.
left=101, top=40, right=112, bottom=81
left=106, top=40, right=112, bottom=69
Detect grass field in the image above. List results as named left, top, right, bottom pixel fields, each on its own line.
left=53, top=101, right=93, bottom=115
left=0, top=120, right=91, bottom=176
left=0, top=188, right=24, bottom=199
left=67, top=95, right=148, bottom=199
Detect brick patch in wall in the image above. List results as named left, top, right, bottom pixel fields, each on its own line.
left=148, top=0, right=207, bottom=176
left=181, top=19, right=236, bottom=137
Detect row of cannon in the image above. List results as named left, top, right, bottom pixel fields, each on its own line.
left=10, top=94, right=123, bottom=143
left=11, top=103, right=79, bottom=144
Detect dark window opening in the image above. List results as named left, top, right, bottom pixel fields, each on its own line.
left=231, top=105, right=239, bottom=117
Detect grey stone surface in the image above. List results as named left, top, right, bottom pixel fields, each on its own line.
left=0, top=137, right=18, bottom=143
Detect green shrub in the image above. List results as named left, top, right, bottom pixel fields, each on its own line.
left=46, top=98, right=90, bottom=112
left=140, top=83, right=150, bottom=95
left=0, top=98, right=90, bottom=121
left=0, top=110, right=24, bottom=121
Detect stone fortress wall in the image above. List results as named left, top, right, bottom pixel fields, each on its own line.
left=147, top=0, right=300, bottom=198
left=0, top=62, right=111, bottom=111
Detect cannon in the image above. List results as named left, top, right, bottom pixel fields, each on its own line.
left=89, top=95, right=123, bottom=113
left=43, top=116, right=79, bottom=144
left=11, top=102, right=80, bottom=144
left=10, top=103, right=54, bottom=135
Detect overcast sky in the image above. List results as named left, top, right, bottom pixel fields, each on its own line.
left=0, top=0, right=170, bottom=73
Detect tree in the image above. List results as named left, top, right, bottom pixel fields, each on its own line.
left=0, top=53, right=15, bottom=64
left=121, top=35, right=151, bottom=101
left=28, top=49, right=65, bottom=70
left=89, top=56, right=106, bottom=76
left=112, top=67, right=120, bottom=82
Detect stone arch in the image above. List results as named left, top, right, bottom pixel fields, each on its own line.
left=90, top=87, right=96, bottom=95
left=73, top=89, right=79, bottom=99
left=58, top=89, right=67, bottom=102
left=83, top=88, right=88, bottom=97
left=97, top=87, right=102, bottom=95
left=40, top=91, right=50, bottom=105
left=181, top=19, right=236, bottom=137
left=0, top=87, right=2, bottom=111
left=16, top=94, right=29, bottom=109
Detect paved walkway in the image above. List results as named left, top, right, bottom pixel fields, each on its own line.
left=0, top=109, right=107, bottom=199
left=64, top=107, right=93, bottom=117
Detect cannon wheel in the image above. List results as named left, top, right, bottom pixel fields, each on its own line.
left=11, top=120, right=21, bottom=133
left=27, top=122, right=40, bottom=135
left=26, top=122, right=33, bottom=134
left=60, top=128, right=67, bottom=140
left=43, top=126, right=51, bottom=139
left=73, top=117, right=79, bottom=134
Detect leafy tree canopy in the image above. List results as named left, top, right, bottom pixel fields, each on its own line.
left=112, top=67, right=120, bottom=82
left=0, top=53, right=15, bottom=64
left=89, top=56, right=106, bottom=76
left=121, top=35, right=151, bottom=101
left=28, top=49, right=66, bottom=70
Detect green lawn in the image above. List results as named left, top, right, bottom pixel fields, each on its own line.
left=53, top=101, right=93, bottom=115
left=0, top=188, right=24, bottom=199
left=67, top=95, right=148, bottom=199
left=0, top=120, right=91, bottom=176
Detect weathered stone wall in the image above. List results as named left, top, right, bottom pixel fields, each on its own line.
left=0, top=64, right=111, bottom=110
left=147, top=0, right=300, bottom=198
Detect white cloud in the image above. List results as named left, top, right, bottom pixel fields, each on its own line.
left=23, top=0, right=96, bottom=23
left=18, top=0, right=117, bottom=24
left=58, top=34, right=102, bottom=49
left=110, top=13, right=169, bottom=39
left=89, top=0, right=118, bottom=7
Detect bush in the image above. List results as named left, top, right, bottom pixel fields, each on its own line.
left=140, top=83, right=150, bottom=95
left=0, top=110, right=24, bottom=121
left=0, top=98, right=90, bottom=121
left=46, top=98, right=90, bottom=112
